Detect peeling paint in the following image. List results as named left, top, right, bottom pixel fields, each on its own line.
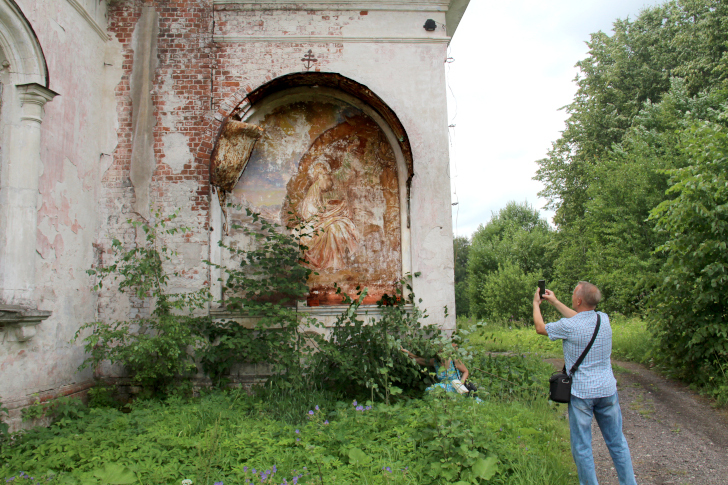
left=162, top=132, right=193, bottom=174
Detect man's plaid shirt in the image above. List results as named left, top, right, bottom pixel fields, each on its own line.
left=546, top=310, right=617, bottom=399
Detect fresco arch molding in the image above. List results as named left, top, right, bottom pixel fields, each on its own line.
left=209, top=72, right=415, bottom=309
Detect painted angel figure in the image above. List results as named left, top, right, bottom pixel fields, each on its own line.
left=299, top=159, right=359, bottom=269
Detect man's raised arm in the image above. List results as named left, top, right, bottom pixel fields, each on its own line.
left=542, top=289, right=577, bottom=318
left=533, top=288, right=548, bottom=335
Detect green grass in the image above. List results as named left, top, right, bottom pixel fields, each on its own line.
left=1, top=356, right=577, bottom=485
left=459, top=315, right=657, bottom=365
left=459, top=318, right=562, bottom=358
left=609, top=315, right=656, bottom=364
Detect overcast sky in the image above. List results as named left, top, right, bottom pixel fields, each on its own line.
left=447, top=0, right=662, bottom=238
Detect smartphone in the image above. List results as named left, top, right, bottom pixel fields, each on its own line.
left=538, top=280, right=546, bottom=298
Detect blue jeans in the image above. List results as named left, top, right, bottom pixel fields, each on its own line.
left=568, top=391, right=637, bottom=485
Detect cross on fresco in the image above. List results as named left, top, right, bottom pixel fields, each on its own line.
left=230, top=100, right=402, bottom=305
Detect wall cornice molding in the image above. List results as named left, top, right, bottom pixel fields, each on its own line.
left=65, top=0, right=108, bottom=42
left=0, top=304, right=51, bottom=341
left=211, top=303, right=414, bottom=319
left=213, top=35, right=450, bottom=44
left=213, top=0, right=449, bottom=11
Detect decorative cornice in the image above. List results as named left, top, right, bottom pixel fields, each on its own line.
left=213, top=0, right=449, bottom=11
left=65, top=0, right=109, bottom=42
left=0, top=304, right=51, bottom=341
left=213, top=35, right=450, bottom=44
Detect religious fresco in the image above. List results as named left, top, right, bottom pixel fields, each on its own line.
left=227, top=100, right=401, bottom=305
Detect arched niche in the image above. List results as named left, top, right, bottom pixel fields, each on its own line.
left=0, top=0, right=48, bottom=87
left=210, top=74, right=413, bottom=310
left=0, top=0, right=57, bottom=336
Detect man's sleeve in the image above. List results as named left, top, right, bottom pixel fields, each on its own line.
left=545, top=318, right=570, bottom=341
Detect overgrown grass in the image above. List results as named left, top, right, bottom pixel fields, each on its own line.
left=608, top=315, right=657, bottom=364
left=460, top=312, right=728, bottom=407
left=460, top=318, right=562, bottom=358
left=1, top=355, right=576, bottom=485
left=459, top=315, right=658, bottom=365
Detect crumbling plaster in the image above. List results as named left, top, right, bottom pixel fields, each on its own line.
left=1, top=0, right=122, bottom=430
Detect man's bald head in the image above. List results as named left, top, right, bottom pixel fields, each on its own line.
left=575, top=281, right=601, bottom=308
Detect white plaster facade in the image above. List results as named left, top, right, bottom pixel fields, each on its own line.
left=0, top=0, right=468, bottom=430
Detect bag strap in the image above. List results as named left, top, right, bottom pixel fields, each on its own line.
left=453, top=362, right=462, bottom=381
left=565, top=313, right=601, bottom=378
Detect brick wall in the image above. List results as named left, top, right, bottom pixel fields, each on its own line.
left=100, top=0, right=215, bottom=325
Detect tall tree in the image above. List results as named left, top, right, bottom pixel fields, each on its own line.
left=467, top=202, right=554, bottom=322
left=536, top=0, right=728, bottom=227
left=649, top=114, right=728, bottom=384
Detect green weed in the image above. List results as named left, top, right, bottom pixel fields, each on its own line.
left=1, top=380, right=576, bottom=485
left=609, top=315, right=656, bottom=364
left=460, top=318, right=562, bottom=358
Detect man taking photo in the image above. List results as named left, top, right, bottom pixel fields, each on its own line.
left=533, top=281, right=637, bottom=485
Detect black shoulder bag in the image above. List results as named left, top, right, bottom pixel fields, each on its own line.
left=549, top=314, right=601, bottom=403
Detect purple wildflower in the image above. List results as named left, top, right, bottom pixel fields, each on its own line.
left=308, top=410, right=314, bottom=415
left=356, top=405, right=364, bottom=411
left=295, top=429, right=300, bottom=434
left=353, top=400, right=357, bottom=406
left=386, top=467, right=392, bottom=473
left=365, top=406, right=371, bottom=410
left=214, top=482, right=223, bottom=485
left=296, top=438, right=300, bottom=442
left=324, top=420, right=329, bottom=425
left=315, top=405, right=319, bottom=411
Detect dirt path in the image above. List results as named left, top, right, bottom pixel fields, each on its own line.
left=547, top=359, right=728, bottom=485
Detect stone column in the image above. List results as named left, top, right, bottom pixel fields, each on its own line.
left=0, top=82, right=57, bottom=307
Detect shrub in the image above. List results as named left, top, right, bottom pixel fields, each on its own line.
left=0, top=401, right=8, bottom=443
left=311, top=276, right=442, bottom=403
left=0, top=387, right=575, bottom=485
left=74, top=212, right=209, bottom=396
left=197, top=209, right=319, bottom=388
left=477, top=262, right=545, bottom=324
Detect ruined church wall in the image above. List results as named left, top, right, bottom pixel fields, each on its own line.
left=0, top=1, right=458, bottom=429
left=211, top=4, right=456, bottom=331
left=97, top=0, right=455, bottom=337
left=0, top=0, right=120, bottom=428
